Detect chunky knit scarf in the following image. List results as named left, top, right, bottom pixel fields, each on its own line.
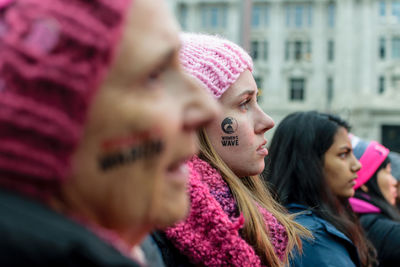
left=165, top=156, right=288, bottom=266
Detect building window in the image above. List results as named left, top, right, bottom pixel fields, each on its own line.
left=307, top=5, right=313, bottom=26
left=392, top=37, right=400, bottom=58
left=252, top=4, right=269, bottom=29
left=382, top=125, right=400, bottom=153
left=379, top=76, right=385, bottom=94
left=178, top=4, right=188, bottom=30
left=392, top=1, right=400, bottom=23
left=285, top=6, right=291, bottom=27
left=263, top=41, right=268, bottom=61
left=379, top=37, right=386, bottom=59
left=255, top=77, right=263, bottom=89
left=327, top=77, right=334, bottom=103
left=295, top=41, right=302, bottom=60
left=295, top=5, right=303, bottom=28
left=306, top=41, right=312, bottom=60
left=201, top=5, right=227, bottom=29
left=290, top=78, right=305, bottom=101
left=285, top=41, right=290, bottom=61
left=392, top=75, right=400, bottom=90
left=379, top=1, right=386, bottom=17
left=285, top=40, right=312, bottom=61
left=251, top=40, right=259, bottom=60
left=255, top=77, right=263, bottom=102
left=285, top=4, right=313, bottom=28
left=327, top=3, right=335, bottom=27
left=328, top=40, right=334, bottom=62
left=251, top=40, right=268, bottom=61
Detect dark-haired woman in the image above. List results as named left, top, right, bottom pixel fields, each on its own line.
left=264, top=111, right=377, bottom=266
left=349, top=136, right=400, bottom=266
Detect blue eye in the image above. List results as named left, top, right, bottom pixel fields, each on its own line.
left=239, top=99, right=251, bottom=111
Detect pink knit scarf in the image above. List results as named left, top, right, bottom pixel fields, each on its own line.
left=165, top=156, right=288, bottom=266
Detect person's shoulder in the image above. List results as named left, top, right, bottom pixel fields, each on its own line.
left=361, top=213, right=398, bottom=226
left=361, top=213, right=400, bottom=239
left=288, top=204, right=354, bottom=242
left=288, top=205, right=359, bottom=267
left=0, top=189, right=140, bottom=267
left=287, top=204, right=326, bottom=231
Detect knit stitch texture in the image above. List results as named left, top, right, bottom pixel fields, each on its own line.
left=0, top=0, right=131, bottom=200
left=165, top=156, right=288, bottom=266
left=179, top=33, right=253, bottom=99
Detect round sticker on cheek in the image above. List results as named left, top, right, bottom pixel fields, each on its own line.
left=221, top=117, right=238, bottom=134
left=220, top=117, right=239, bottom=147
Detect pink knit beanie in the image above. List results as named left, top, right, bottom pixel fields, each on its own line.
left=0, top=0, right=132, bottom=200
left=179, top=33, right=253, bottom=99
left=350, top=135, right=390, bottom=189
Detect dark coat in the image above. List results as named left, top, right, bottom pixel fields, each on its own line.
left=0, top=189, right=140, bottom=267
left=150, top=231, right=194, bottom=267
left=357, top=206, right=400, bottom=266
left=288, top=204, right=360, bottom=267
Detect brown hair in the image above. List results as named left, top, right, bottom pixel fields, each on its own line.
left=198, top=130, right=310, bottom=266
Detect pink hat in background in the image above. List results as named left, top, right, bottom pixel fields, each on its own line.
left=179, top=33, right=253, bottom=99
left=350, top=135, right=390, bottom=189
left=0, top=0, right=132, bottom=200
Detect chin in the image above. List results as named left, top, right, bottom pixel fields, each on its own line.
left=346, top=190, right=355, bottom=199
left=250, top=165, right=264, bottom=176
left=154, top=195, right=189, bottom=228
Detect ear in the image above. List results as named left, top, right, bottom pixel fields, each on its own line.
left=361, top=184, right=369, bottom=193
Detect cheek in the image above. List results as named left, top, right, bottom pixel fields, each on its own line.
left=216, top=117, right=253, bottom=149
left=325, top=164, right=341, bottom=188
left=98, top=129, right=165, bottom=171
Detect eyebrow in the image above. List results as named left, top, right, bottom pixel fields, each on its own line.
left=339, top=145, right=352, bottom=151
left=237, top=89, right=257, bottom=98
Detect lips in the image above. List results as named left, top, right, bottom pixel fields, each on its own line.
left=350, top=176, right=357, bottom=187
left=256, top=140, right=268, bottom=156
left=166, top=157, right=190, bottom=183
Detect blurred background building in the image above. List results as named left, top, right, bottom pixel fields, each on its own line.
left=167, top=0, right=400, bottom=152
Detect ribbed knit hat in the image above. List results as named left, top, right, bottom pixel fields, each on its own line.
left=0, top=0, right=132, bottom=200
left=179, top=33, right=253, bottom=99
left=350, top=135, right=390, bottom=189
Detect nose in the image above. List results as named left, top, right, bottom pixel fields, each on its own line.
left=351, top=154, right=362, bottom=172
left=254, top=107, right=275, bottom=135
left=182, top=74, right=220, bottom=132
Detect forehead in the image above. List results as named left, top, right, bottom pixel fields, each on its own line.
left=332, top=127, right=350, bottom=147
left=115, top=0, right=180, bottom=76
left=219, top=70, right=256, bottom=103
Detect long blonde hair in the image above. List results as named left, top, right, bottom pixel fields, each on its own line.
left=198, top=129, right=310, bottom=266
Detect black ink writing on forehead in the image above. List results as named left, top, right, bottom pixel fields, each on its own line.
left=221, top=117, right=238, bottom=134
left=221, top=136, right=239, bottom=146
left=99, top=140, right=164, bottom=171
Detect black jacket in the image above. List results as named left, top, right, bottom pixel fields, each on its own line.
left=359, top=213, right=400, bottom=267
left=150, top=231, right=193, bottom=267
left=0, top=189, right=140, bottom=267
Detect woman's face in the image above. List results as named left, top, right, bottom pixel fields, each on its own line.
left=377, top=163, right=398, bottom=206
left=323, top=127, right=362, bottom=199
left=62, top=0, right=218, bottom=243
left=204, top=70, right=274, bottom=177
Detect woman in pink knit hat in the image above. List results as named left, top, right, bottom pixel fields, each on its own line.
left=349, top=136, right=400, bottom=266
left=0, top=0, right=218, bottom=265
left=152, top=33, right=308, bottom=267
